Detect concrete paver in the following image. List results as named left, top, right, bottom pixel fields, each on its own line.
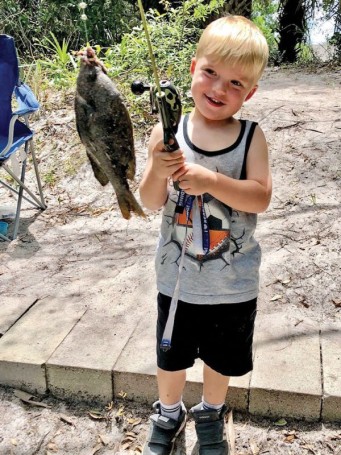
left=0, top=290, right=340, bottom=421
left=0, top=296, right=86, bottom=394
left=321, top=322, right=341, bottom=421
left=46, top=307, right=137, bottom=404
left=249, top=313, right=322, bottom=420
left=0, top=296, right=39, bottom=336
left=113, top=299, right=159, bottom=404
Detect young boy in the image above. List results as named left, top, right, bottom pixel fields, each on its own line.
left=139, top=15, right=271, bottom=455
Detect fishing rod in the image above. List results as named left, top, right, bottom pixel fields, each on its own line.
left=131, top=0, right=182, bottom=153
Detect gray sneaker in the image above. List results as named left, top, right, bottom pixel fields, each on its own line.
left=142, top=401, right=187, bottom=455
left=190, top=404, right=229, bottom=455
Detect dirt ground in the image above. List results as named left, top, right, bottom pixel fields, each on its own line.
left=0, top=65, right=340, bottom=454
left=0, top=385, right=340, bottom=455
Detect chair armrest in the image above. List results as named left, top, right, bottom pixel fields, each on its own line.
left=13, top=107, right=37, bottom=116
left=13, top=83, right=40, bottom=116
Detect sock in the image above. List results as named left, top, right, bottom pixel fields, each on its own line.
left=160, top=399, right=182, bottom=421
left=202, top=397, right=224, bottom=414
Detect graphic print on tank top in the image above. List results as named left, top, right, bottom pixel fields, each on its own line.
left=164, top=191, right=245, bottom=269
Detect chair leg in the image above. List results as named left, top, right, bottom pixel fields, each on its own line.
left=29, top=139, right=46, bottom=209
left=2, top=163, right=44, bottom=209
left=0, top=232, right=10, bottom=241
left=0, top=141, right=46, bottom=240
left=12, top=156, right=27, bottom=240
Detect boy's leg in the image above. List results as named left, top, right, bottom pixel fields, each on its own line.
left=143, top=294, right=199, bottom=454
left=202, top=363, right=229, bottom=405
left=143, top=368, right=186, bottom=455
left=143, top=368, right=187, bottom=455
left=190, top=298, right=257, bottom=455
left=157, top=367, right=186, bottom=405
left=190, top=363, right=230, bottom=455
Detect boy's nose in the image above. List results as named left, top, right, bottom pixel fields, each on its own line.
left=212, top=87, right=226, bottom=102
left=213, top=79, right=227, bottom=96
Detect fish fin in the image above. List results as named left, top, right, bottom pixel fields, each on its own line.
left=86, top=152, right=109, bottom=186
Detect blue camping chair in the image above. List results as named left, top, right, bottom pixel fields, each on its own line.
left=0, top=34, right=46, bottom=241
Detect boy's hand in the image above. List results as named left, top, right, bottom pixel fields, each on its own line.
left=173, top=163, right=216, bottom=195
left=150, top=140, right=186, bottom=180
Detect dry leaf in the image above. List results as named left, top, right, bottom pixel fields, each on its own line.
left=250, top=440, right=260, bottom=455
left=121, top=441, right=133, bottom=450
left=88, top=411, right=106, bottom=420
left=60, top=414, right=75, bottom=426
left=91, top=442, right=103, bottom=454
left=284, top=434, right=297, bottom=443
left=332, top=298, right=341, bottom=308
left=14, top=390, right=34, bottom=401
left=14, top=389, right=50, bottom=408
left=122, top=435, right=136, bottom=443
left=105, top=401, right=114, bottom=411
left=270, top=294, right=283, bottom=302
left=127, top=417, right=142, bottom=426
left=300, top=298, right=310, bottom=308
left=98, top=434, right=111, bottom=446
left=116, top=406, right=125, bottom=417
left=47, top=442, right=59, bottom=452
left=301, top=444, right=317, bottom=454
left=125, top=431, right=138, bottom=437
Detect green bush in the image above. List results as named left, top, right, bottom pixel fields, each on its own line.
left=105, top=0, right=226, bottom=111
left=252, top=0, right=280, bottom=63
left=0, top=0, right=135, bottom=56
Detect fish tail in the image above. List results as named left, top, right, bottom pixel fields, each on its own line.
left=117, top=190, right=146, bottom=220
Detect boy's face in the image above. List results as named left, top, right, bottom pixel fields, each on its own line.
left=190, top=56, right=258, bottom=122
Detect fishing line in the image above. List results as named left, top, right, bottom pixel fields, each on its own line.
left=136, top=0, right=162, bottom=95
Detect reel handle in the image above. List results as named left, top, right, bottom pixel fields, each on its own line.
left=131, top=80, right=151, bottom=95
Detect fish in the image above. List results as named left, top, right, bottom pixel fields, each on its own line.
left=74, top=47, right=145, bottom=219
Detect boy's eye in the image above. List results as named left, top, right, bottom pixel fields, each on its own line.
left=204, top=68, right=216, bottom=76
left=231, top=80, right=242, bottom=87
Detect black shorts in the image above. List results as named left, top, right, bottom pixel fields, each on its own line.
left=156, top=292, right=257, bottom=377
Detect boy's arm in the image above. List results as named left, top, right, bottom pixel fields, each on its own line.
left=172, top=125, right=272, bottom=214
left=139, top=123, right=186, bottom=211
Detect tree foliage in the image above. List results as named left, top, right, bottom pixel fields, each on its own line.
left=0, top=0, right=339, bottom=65
left=0, top=0, right=137, bottom=55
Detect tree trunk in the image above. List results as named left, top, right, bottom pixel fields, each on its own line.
left=277, top=0, right=306, bottom=63
left=203, top=0, right=253, bottom=27
left=333, top=2, right=341, bottom=61
left=224, top=0, right=252, bottom=18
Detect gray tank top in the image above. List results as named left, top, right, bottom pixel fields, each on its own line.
left=155, top=115, right=261, bottom=304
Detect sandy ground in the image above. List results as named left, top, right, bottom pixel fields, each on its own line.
left=0, top=66, right=340, bottom=454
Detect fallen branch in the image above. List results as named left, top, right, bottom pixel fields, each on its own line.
left=258, top=105, right=284, bottom=123
left=274, top=121, right=303, bottom=131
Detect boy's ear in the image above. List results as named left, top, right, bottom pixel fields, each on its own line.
left=245, top=85, right=258, bottom=102
left=190, top=58, right=196, bottom=75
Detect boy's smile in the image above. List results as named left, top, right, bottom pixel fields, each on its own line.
left=190, top=56, right=257, bottom=123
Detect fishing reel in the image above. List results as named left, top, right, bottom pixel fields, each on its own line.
left=131, top=79, right=182, bottom=152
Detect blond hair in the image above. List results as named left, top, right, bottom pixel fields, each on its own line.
left=196, top=16, right=269, bottom=83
